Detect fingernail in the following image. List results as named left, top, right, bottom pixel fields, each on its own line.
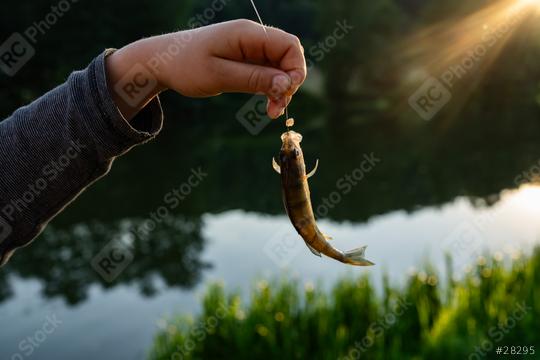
left=290, top=71, right=303, bottom=85
left=271, top=74, right=291, bottom=98
left=268, top=105, right=283, bottom=119
left=268, top=108, right=279, bottom=119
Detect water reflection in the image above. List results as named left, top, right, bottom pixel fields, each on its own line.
left=2, top=92, right=540, bottom=305
left=1, top=3, right=539, bottom=359
left=206, top=184, right=540, bottom=277
left=506, top=184, right=540, bottom=213
left=0, top=216, right=209, bottom=305
left=1, top=186, right=538, bottom=360
left=43, top=94, right=540, bottom=227
left=2, top=39, right=540, bottom=306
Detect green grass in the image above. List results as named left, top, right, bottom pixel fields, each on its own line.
left=149, top=249, right=540, bottom=359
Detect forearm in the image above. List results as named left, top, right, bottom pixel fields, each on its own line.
left=0, top=50, right=163, bottom=265
left=0, top=20, right=306, bottom=265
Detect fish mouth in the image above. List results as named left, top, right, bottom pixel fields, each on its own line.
left=281, top=130, right=303, bottom=144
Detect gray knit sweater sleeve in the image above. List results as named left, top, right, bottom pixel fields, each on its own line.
left=0, top=50, right=163, bottom=265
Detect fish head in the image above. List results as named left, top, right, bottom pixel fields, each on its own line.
left=279, top=130, right=304, bottom=164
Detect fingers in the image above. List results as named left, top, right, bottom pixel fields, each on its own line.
left=212, top=20, right=307, bottom=92
left=240, top=21, right=306, bottom=91
left=213, top=58, right=292, bottom=118
left=209, top=20, right=306, bottom=118
left=212, top=58, right=295, bottom=117
left=267, top=95, right=292, bottom=119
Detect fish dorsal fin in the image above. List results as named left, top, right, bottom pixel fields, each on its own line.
left=305, top=242, right=322, bottom=257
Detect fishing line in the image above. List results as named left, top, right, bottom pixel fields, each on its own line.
left=247, top=0, right=291, bottom=127
left=249, top=0, right=268, bottom=38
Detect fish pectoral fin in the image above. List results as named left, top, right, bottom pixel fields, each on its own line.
left=323, top=233, right=333, bottom=241
left=272, top=157, right=281, bottom=174
left=305, top=242, right=322, bottom=257
left=306, top=159, right=319, bottom=178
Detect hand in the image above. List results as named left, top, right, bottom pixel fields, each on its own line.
left=106, top=20, right=306, bottom=120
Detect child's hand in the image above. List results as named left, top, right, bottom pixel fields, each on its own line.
left=106, top=20, right=306, bottom=120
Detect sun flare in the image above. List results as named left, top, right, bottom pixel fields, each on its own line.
left=518, top=0, right=540, bottom=7
left=397, top=0, right=540, bottom=121
left=507, top=184, right=540, bottom=214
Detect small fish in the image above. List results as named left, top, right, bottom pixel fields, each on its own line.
left=272, top=129, right=374, bottom=266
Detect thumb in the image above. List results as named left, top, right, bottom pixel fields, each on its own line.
left=215, top=59, right=293, bottom=98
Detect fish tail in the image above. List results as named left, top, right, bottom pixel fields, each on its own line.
left=343, top=245, right=375, bottom=266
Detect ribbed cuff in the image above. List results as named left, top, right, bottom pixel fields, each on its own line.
left=78, top=49, right=164, bottom=160
left=0, top=50, right=165, bottom=266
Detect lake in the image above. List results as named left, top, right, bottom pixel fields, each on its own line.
left=1, top=87, right=540, bottom=359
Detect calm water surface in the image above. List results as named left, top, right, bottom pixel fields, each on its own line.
left=1, top=91, right=540, bottom=359
left=1, top=186, right=539, bottom=359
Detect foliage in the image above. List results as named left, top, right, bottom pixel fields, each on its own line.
left=149, top=248, right=540, bottom=359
